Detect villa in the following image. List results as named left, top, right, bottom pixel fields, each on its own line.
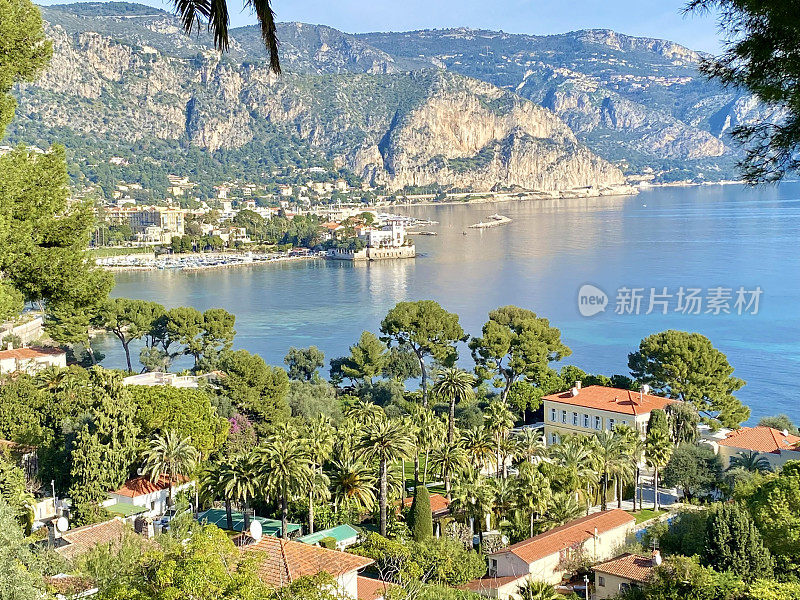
left=713, top=426, right=800, bottom=470
left=0, top=346, right=66, bottom=376
left=465, top=509, right=636, bottom=599
left=243, top=535, right=374, bottom=599
left=542, top=383, right=677, bottom=446
left=593, top=552, right=659, bottom=599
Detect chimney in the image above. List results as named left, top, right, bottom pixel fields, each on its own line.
left=5, top=342, right=11, bottom=351
left=652, top=550, right=662, bottom=566
left=782, top=429, right=789, bottom=437
left=574, top=380, right=582, bottom=390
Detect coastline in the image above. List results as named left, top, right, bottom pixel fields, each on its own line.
left=101, top=253, right=320, bottom=273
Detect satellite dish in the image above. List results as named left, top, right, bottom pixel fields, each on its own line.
left=55, top=517, right=69, bottom=533
left=248, top=520, right=262, bottom=541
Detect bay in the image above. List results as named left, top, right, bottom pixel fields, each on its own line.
left=98, top=183, right=800, bottom=423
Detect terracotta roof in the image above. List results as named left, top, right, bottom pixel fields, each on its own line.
left=401, top=493, right=450, bottom=515
left=494, top=510, right=635, bottom=565
left=320, top=221, right=342, bottom=230
left=357, top=576, right=397, bottom=600
left=111, top=474, right=190, bottom=497
left=594, top=553, right=655, bottom=583
left=0, top=439, right=37, bottom=454
left=56, top=518, right=126, bottom=561
left=44, top=574, right=97, bottom=595
left=542, top=385, right=676, bottom=416
left=0, top=346, right=65, bottom=360
left=718, top=426, right=800, bottom=454
left=244, top=536, right=373, bottom=588
left=464, top=575, right=525, bottom=592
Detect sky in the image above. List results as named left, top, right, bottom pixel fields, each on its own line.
left=38, top=0, right=723, bottom=53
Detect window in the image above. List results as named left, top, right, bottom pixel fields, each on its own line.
left=550, top=433, right=560, bottom=445
left=489, top=559, right=498, bottom=576
left=595, top=416, right=602, bottom=430
left=583, top=414, right=589, bottom=428
left=608, top=418, right=615, bottom=430
left=621, top=420, right=628, bottom=426
left=572, top=412, right=578, bottom=426
left=561, top=410, right=567, bottom=424
left=551, top=408, right=557, bottom=422
left=598, top=576, right=606, bottom=587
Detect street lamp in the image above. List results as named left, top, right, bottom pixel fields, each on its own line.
left=583, top=574, right=589, bottom=600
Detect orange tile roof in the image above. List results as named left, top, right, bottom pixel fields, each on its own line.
left=400, top=493, right=450, bottom=515
left=244, top=536, right=373, bottom=588
left=0, top=346, right=65, bottom=360
left=357, top=576, right=397, bottom=600
left=718, top=426, right=800, bottom=454
left=542, top=385, right=676, bottom=416
left=111, top=474, right=189, bottom=497
left=464, top=575, right=525, bottom=592
left=494, top=510, right=635, bottom=564
left=594, top=553, right=655, bottom=583
left=320, top=221, right=342, bottom=230
left=56, top=518, right=126, bottom=561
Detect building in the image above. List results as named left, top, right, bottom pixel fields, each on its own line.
left=357, top=577, right=397, bottom=600
left=713, top=426, right=800, bottom=470
left=297, top=524, right=360, bottom=550
left=593, top=552, right=658, bottom=599
left=542, top=383, right=677, bottom=446
left=0, top=315, right=44, bottom=346
left=330, top=222, right=416, bottom=261
left=0, top=346, right=66, bottom=375
left=55, top=518, right=128, bottom=561
left=465, top=510, right=636, bottom=599
left=400, top=493, right=451, bottom=535
left=243, top=536, right=374, bottom=599
left=105, top=206, right=186, bottom=243
left=107, top=475, right=194, bottom=518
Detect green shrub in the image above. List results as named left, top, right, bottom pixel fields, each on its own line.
left=318, top=536, right=337, bottom=550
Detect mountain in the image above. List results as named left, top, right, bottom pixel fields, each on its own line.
left=8, top=3, right=769, bottom=196
left=358, top=28, right=780, bottom=181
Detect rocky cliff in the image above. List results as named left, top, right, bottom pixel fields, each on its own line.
left=9, top=5, right=625, bottom=192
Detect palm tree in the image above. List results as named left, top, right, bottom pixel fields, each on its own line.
left=430, top=440, right=468, bottom=499
left=220, top=452, right=260, bottom=532
left=645, top=428, right=673, bottom=511
left=595, top=430, right=624, bottom=511
left=461, top=426, right=494, bottom=471
left=328, top=456, right=376, bottom=512
left=517, top=580, right=562, bottom=600
left=450, top=465, right=495, bottom=547
left=615, top=424, right=644, bottom=510
left=303, top=416, right=334, bottom=534
left=433, top=367, right=475, bottom=443
left=257, top=437, right=313, bottom=539
left=546, top=492, right=583, bottom=527
left=729, top=451, right=771, bottom=473
left=357, top=418, right=415, bottom=536
left=200, top=459, right=235, bottom=531
left=513, top=461, right=550, bottom=538
left=514, top=428, right=545, bottom=464
left=549, top=436, right=598, bottom=514
left=407, top=405, right=441, bottom=488
left=485, top=399, right=515, bottom=477
left=140, top=431, right=198, bottom=508
left=168, top=0, right=281, bottom=73
left=346, top=400, right=385, bottom=427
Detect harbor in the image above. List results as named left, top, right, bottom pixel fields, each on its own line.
left=96, top=251, right=320, bottom=272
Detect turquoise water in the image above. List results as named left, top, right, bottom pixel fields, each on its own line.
left=99, top=184, right=800, bottom=423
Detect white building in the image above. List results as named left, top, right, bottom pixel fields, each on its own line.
left=712, top=426, right=800, bottom=470
left=107, top=475, right=194, bottom=518
left=0, top=346, right=66, bottom=375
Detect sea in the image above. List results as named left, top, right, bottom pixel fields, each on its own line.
left=97, top=183, right=800, bottom=423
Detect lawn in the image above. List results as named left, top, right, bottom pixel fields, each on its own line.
left=628, top=508, right=666, bottom=524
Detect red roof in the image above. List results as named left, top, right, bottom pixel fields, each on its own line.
left=542, top=385, right=676, bottom=416
left=718, top=426, right=800, bottom=454
left=464, top=575, right=524, bottom=592
left=320, top=221, right=342, bottom=230
left=0, top=346, right=64, bottom=360
left=357, top=576, right=397, bottom=600
left=594, top=553, right=656, bottom=583
left=401, top=493, right=450, bottom=515
left=111, top=474, right=189, bottom=497
left=56, top=518, right=126, bottom=560
left=494, top=510, right=635, bottom=564
left=244, top=536, right=373, bottom=588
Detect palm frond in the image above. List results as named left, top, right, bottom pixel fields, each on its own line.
left=245, top=0, right=281, bottom=73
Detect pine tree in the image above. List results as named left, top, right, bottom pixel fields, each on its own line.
left=705, top=502, right=774, bottom=581
left=409, top=485, right=433, bottom=542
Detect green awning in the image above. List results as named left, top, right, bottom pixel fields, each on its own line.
left=106, top=503, right=148, bottom=517
left=297, top=524, right=360, bottom=545
left=197, top=508, right=301, bottom=536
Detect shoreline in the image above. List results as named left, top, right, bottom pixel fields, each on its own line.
left=102, top=253, right=320, bottom=273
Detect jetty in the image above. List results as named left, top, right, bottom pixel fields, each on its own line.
left=468, top=213, right=512, bottom=229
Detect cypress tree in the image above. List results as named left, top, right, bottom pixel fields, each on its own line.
left=410, top=486, right=433, bottom=542
left=705, top=502, right=773, bottom=581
